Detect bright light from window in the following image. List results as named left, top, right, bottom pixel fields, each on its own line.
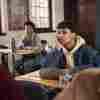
left=29, top=0, right=50, bottom=28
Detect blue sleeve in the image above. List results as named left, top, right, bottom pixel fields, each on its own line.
left=40, top=48, right=65, bottom=68
left=88, top=48, right=100, bottom=67
left=40, top=55, right=48, bottom=67
left=81, top=47, right=100, bottom=67
left=40, top=51, right=56, bottom=68
left=93, top=54, right=100, bottom=67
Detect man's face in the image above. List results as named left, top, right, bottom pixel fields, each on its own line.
left=56, top=28, right=75, bottom=48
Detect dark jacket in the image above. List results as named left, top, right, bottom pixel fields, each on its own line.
left=40, top=45, right=100, bottom=70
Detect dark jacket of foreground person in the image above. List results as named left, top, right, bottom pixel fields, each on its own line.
left=0, top=64, right=48, bottom=100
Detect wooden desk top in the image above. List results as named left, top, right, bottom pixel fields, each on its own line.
left=16, top=49, right=33, bottom=55
left=15, top=70, right=61, bottom=88
left=0, top=49, right=12, bottom=53
left=15, top=48, right=41, bottom=55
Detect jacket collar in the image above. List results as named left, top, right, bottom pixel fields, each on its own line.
left=57, top=35, right=86, bottom=54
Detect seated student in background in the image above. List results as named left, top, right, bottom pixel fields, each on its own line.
left=16, top=21, right=41, bottom=49
left=40, top=20, right=100, bottom=71
left=15, top=21, right=41, bottom=74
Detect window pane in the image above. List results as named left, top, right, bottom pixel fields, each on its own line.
left=30, top=0, right=50, bottom=28
left=44, top=18, right=49, bottom=27
left=40, top=0, right=44, bottom=3
left=36, top=17, right=40, bottom=21
left=31, top=6, right=36, bottom=17
left=44, top=0, right=48, bottom=7
left=40, top=8, right=44, bottom=17
left=35, top=0, right=39, bottom=6
left=44, top=8, right=49, bottom=17
left=40, top=0, right=48, bottom=7
left=36, top=7, right=40, bottom=17
left=40, top=22, right=49, bottom=28
left=32, top=0, right=36, bottom=6
left=40, top=3, right=44, bottom=7
left=40, top=18, right=49, bottom=26
left=36, top=21, right=41, bottom=27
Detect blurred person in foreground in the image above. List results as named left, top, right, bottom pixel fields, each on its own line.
left=0, top=64, right=48, bottom=100
left=0, top=64, right=25, bottom=100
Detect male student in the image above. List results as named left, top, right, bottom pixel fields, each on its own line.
left=40, top=20, right=100, bottom=70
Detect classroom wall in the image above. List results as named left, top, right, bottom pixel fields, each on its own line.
left=0, top=0, right=64, bottom=47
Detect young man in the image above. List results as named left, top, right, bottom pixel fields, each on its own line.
left=40, top=21, right=100, bottom=71
left=39, top=21, right=100, bottom=100
left=15, top=21, right=41, bottom=74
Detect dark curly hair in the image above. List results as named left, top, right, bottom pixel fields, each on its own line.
left=57, top=20, right=75, bottom=32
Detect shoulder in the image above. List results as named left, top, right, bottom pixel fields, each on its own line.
left=45, top=48, right=63, bottom=58
left=77, top=45, right=99, bottom=56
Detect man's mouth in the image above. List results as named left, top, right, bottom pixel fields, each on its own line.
left=58, top=39, right=64, bottom=43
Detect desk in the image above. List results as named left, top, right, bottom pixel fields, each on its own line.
left=15, top=70, right=61, bottom=89
left=15, top=48, right=41, bottom=55
left=15, top=49, right=34, bottom=55
left=0, top=49, right=12, bottom=53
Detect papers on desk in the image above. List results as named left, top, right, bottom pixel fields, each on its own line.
left=15, top=70, right=59, bottom=88
left=15, top=49, right=33, bottom=55
left=15, top=70, right=41, bottom=82
left=16, top=47, right=41, bottom=55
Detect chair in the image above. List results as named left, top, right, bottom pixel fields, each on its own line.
left=10, top=37, right=16, bottom=76
left=54, top=68, right=100, bottom=100
left=0, top=45, right=8, bottom=66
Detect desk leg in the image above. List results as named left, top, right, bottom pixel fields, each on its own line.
left=1, top=53, right=8, bottom=65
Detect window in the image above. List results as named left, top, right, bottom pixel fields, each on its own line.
left=4, top=0, right=52, bottom=32
left=29, top=0, right=52, bottom=32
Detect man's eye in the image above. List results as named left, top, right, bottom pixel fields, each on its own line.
left=57, top=32, right=61, bottom=34
left=63, top=32, right=67, bottom=34
left=57, top=32, right=67, bottom=35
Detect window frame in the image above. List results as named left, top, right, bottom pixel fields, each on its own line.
left=28, top=0, right=53, bottom=33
